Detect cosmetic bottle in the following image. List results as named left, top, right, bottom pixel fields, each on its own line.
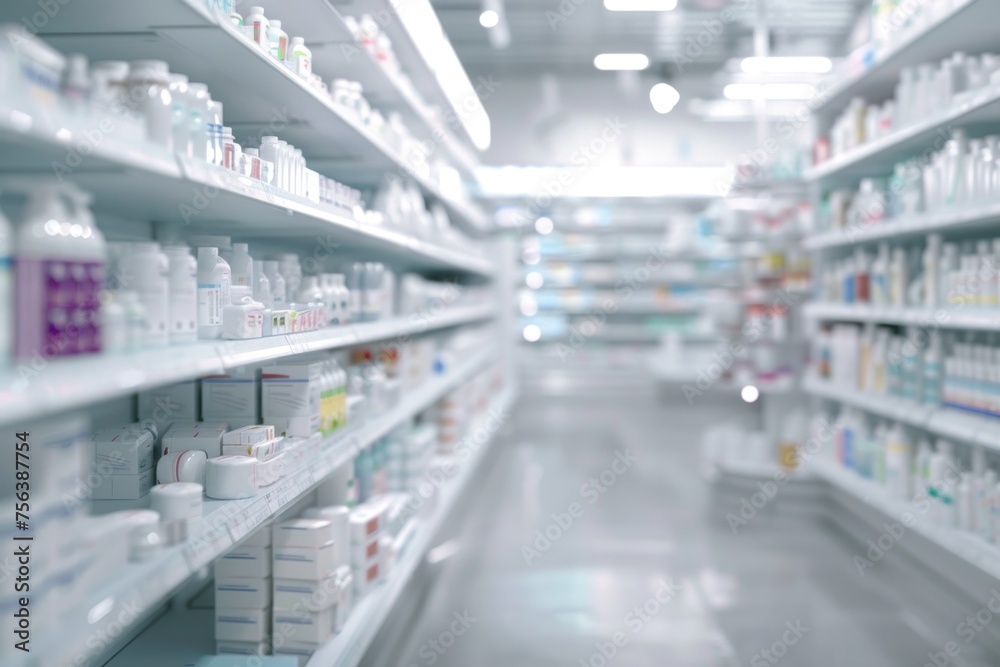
left=196, top=247, right=231, bottom=339
left=164, top=246, right=198, bottom=344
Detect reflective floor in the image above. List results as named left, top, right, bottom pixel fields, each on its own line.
left=386, top=388, right=1000, bottom=666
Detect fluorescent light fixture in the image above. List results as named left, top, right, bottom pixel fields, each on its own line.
left=649, top=83, right=680, bottom=114
left=526, top=272, right=544, bottom=289
left=594, top=53, right=650, bottom=71
left=535, top=216, right=554, bottom=234
left=604, top=0, right=677, bottom=10
left=723, top=83, right=815, bottom=100
left=400, top=0, right=491, bottom=150
left=740, top=56, right=832, bottom=74
left=479, top=9, right=499, bottom=27
left=523, top=325, right=542, bottom=342
left=741, top=385, right=760, bottom=403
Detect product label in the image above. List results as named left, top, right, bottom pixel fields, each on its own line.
left=198, top=283, right=223, bottom=326
left=14, top=258, right=103, bottom=358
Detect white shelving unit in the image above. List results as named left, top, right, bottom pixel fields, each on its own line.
left=82, top=357, right=508, bottom=667
left=4, top=0, right=490, bottom=234
left=812, top=0, right=996, bottom=124
left=804, top=302, right=1000, bottom=330
left=802, top=377, right=1000, bottom=448
left=0, top=304, right=496, bottom=426
left=0, top=1, right=507, bottom=665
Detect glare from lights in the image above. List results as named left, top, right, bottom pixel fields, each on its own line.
left=740, top=385, right=760, bottom=403
left=604, top=0, right=677, bottom=9
left=594, top=53, right=650, bottom=71
left=525, top=272, right=544, bottom=289
left=649, top=83, right=680, bottom=114
left=740, top=56, right=832, bottom=74
left=723, top=83, right=816, bottom=100
left=520, top=298, right=539, bottom=316
left=523, top=252, right=540, bottom=265
left=479, top=9, right=499, bottom=27
left=523, top=325, right=542, bottom=342
left=535, top=216, right=554, bottom=234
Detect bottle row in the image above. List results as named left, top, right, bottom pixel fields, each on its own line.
left=0, top=182, right=490, bottom=363
left=0, top=345, right=503, bottom=664
left=812, top=323, right=1000, bottom=421
left=819, top=233, right=1000, bottom=308
left=825, top=408, right=1000, bottom=543
left=823, top=129, right=1000, bottom=236
left=817, top=50, right=1000, bottom=163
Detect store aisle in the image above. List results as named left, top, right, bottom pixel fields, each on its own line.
left=384, top=389, right=1000, bottom=667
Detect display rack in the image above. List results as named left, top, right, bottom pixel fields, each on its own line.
left=91, top=365, right=511, bottom=667
left=0, top=1, right=505, bottom=665
left=4, top=0, right=490, bottom=234
left=798, top=0, right=1000, bottom=603
left=812, top=0, right=996, bottom=124
left=0, top=304, right=496, bottom=426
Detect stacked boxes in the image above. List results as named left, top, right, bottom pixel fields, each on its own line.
left=349, top=502, right=387, bottom=596
left=202, top=371, right=260, bottom=429
left=272, top=519, right=341, bottom=659
left=89, top=429, right=155, bottom=499
left=436, top=389, right=466, bottom=454
left=262, top=362, right=323, bottom=437
left=138, top=380, right=200, bottom=423
left=215, top=529, right=273, bottom=656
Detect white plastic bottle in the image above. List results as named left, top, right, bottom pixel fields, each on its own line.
left=0, top=202, right=11, bottom=363
left=101, top=291, right=128, bottom=353
left=196, top=247, right=231, bottom=339
left=958, top=473, right=973, bottom=531
left=207, top=99, right=225, bottom=167
left=187, top=82, right=211, bottom=162
left=118, top=242, right=170, bottom=347
left=164, top=246, right=198, bottom=344
left=288, top=37, right=312, bottom=78
left=17, top=185, right=107, bottom=358
left=253, top=260, right=272, bottom=308
left=262, top=260, right=286, bottom=307
left=120, top=290, right=148, bottom=350
left=230, top=243, right=253, bottom=288
left=167, top=73, right=191, bottom=157
left=259, top=136, right=282, bottom=188
left=269, top=19, right=288, bottom=61
left=278, top=253, right=302, bottom=297
left=243, top=6, right=271, bottom=50
left=298, top=276, right=325, bottom=325
left=127, top=60, right=175, bottom=151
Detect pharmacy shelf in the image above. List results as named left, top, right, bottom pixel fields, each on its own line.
left=803, top=377, right=1000, bottom=451
left=815, top=459, right=1000, bottom=583
left=0, top=104, right=492, bottom=276
left=336, top=0, right=488, bottom=155
left=804, top=201, right=1000, bottom=250
left=805, top=84, right=1000, bottom=187
left=277, top=5, right=480, bottom=178
left=25, top=9, right=489, bottom=234
left=0, top=304, right=496, bottom=427
left=813, top=0, right=997, bottom=120
left=804, top=302, right=1000, bottom=331
left=100, top=386, right=514, bottom=667
left=305, top=385, right=515, bottom=667
left=57, top=347, right=498, bottom=667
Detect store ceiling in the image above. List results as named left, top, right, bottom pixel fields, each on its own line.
left=433, top=0, right=867, bottom=75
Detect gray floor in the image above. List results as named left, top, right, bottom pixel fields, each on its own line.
left=385, top=388, right=1000, bottom=666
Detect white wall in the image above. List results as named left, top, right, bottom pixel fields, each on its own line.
left=473, top=72, right=760, bottom=168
